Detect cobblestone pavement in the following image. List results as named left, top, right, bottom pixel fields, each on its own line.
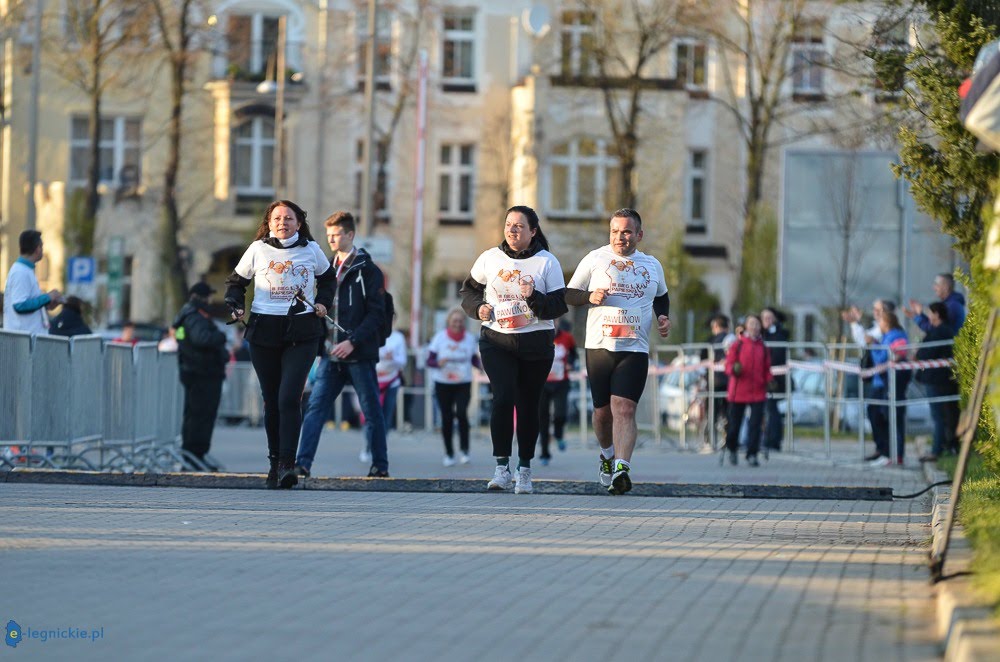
left=0, top=484, right=939, bottom=661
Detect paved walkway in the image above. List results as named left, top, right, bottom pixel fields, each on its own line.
left=1, top=484, right=938, bottom=661
left=0, top=426, right=942, bottom=660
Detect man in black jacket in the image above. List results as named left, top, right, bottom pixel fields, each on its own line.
left=295, top=211, right=389, bottom=478
left=174, top=282, right=229, bottom=470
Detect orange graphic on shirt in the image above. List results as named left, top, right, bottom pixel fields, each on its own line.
left=490, top=269, right=535, bottom=329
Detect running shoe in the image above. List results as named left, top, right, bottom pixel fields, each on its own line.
left=459, top=452, right=471, bottom=465
left=608, top=461, right=632, bottom=495
left=514, top=467, right=533, bottom=494
left=869, top=456, right=891, bottom=467
left=599, top=456, right=614, bottom=488
left=359, top=448, right=372, bottom=464
left=557, top=439, right=567, bottom=452
left=487, top=465, right=513, bottom=490
left=443, top=455, right=457, bottom=467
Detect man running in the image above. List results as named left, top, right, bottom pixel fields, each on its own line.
left=565, top=209, right=670, bottom=495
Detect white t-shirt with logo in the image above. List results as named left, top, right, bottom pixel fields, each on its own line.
left=468, top=247, right=565, bottom=334
left=568, top=245, right=668, bottom=353
left=234, top=240, right=331, bottom=315
left=427, top=330, right=478, bottom=384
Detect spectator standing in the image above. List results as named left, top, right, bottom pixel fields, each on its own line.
left=724, top=314, right=772, bottom=467
left=867, top=312, right=911, bottom=466
left=538, top=318, right=577, bottom=464
left=761, top=307, right=789, bottom=453
left=114, top=321, right=138, bottom=345
left=427, top=308, right=479, bottom=466
left=701, top=314, right=737, bottom=448
left=904, top=273, right=966, bottom=333
left=174, top=282, right=229, bottom=470
left=916, top=302, right=960, bottom=462
left=3, top=230, right=61, bottom=334
left=49, top=296, right=92, bottom=337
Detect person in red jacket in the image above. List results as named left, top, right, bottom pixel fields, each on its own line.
left=724, top=314, right=772, bottom=466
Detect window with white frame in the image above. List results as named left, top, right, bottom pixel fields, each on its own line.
left=226, top=13, right=280, bottom=78
left=686, top=149, right=708, bottom=233
left=442, top=11, right=475, bottom=91
left=675, top=38, right=707, bottom=90
left=354, top=140, right=391, bottom=224
left=356, top=7, right=393, bottom=89
left=232, top=117, right=275, bottom=195
left=560, top=10, right=597, bottom=77
left=547, top=138, right=620, bottom=217
left=69, top=116, right=142, bottom=188
left=791, top=24, right=825, bottom=97
left=438, top=144, right=475, bottom=224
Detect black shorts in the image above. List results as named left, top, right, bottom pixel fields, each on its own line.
left=586, top=349, right=649, bottom=408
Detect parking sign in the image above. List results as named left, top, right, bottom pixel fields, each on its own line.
left=68, top=257, right=95, bottom=284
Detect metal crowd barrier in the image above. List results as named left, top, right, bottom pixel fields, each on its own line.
left=0, top=331, right=183, bottom=472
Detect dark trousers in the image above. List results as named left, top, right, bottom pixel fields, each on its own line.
left=726, top=401, right=764, bottom=457
left=538, top=380, right=570, bottom=458
left=435, top=382, right=471, bottom=457
left=763, top=398, right=783, bottom=450
left=249, top=342, right=317, bottom=461
left=926, top=383, right=959, bottom=456
left=707, top=394, right=729, bottom=446
left=180, top=374, right=223, bottom=458
left=479, top=342, right=553, bottom=463
left=867, top=372, right=910, bottom=459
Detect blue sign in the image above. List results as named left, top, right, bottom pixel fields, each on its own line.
left=68, top=257, right=95, bottom=284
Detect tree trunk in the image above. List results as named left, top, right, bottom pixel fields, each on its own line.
left=162, top=50, right=187, bottom=313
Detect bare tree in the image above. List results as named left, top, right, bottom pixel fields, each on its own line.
left=578, top=0, right=686, bottom=208
left=48, top=0, right=154, bottom=252
left=148, top=0, right=205, bottom=310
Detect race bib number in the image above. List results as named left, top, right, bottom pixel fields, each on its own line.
left=601, top=308, right=641, bottom=340
left=494, top=300, right=535, bottom=329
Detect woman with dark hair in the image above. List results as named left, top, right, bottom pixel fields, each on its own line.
left=724, top=314, right=772, bottom=466
left=916, top=301, right=959, bottom=462
left=867, top=311, right=911, bottom=466
left=224, top=200, right=336, bottom=488
left=460, top=205, right=567, bottom=493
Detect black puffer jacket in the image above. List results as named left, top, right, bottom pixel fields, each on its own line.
left=49, top=306, right=92, bottom=337
left=173, top=299, right=228, bottom=380
left=327, top=248, right=386, bottom=363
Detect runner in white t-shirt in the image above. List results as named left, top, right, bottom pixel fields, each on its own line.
left=566, top=209, right=671, bottom=495
left=459, top=205, right=568, bottom=494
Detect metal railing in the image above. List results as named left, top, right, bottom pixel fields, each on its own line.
left=2, top=329, right=962, bottom=471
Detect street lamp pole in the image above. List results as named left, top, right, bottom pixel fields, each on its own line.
left=360, top=0, right=377, bottom=236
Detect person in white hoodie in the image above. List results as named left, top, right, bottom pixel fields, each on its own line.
left=3, top=230, right=62, bottom=334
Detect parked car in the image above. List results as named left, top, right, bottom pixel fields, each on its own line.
left=657, top=356, right=707, bottom=431
left=96, top=322, right=168, bottom=343
left=777, top=367, right=933, bottom=434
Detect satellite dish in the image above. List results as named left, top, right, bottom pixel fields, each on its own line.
left=522, top=6, right=551, bottom=38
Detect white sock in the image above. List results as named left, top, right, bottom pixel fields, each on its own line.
left=600, top=446, right=615, bottom=460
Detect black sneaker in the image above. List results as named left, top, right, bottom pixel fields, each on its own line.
left=747, top=455, right=760, bottom=467
left=367, top=466, right=390, bottom=478
left=295, top=464, right=310, bottom=477
left=608, top=461, right=632, bottom=495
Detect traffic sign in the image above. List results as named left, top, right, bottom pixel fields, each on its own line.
left=68, top=257, right=95, bottom=284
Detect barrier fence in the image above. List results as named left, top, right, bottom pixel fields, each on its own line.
left=0, top=328, right=961, bottom=471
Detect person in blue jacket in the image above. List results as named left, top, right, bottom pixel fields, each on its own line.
left=867, top=311, right=911, bottom=466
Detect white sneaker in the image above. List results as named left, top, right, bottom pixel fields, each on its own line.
left=459, top=452, right=471, bottom=465
left=359, top=449, right=372, bottom=464
left=869, top=456, right=891, bottom=467
left=442, top=455, right=457, bottom=467
left=514, top=467, right=533, bottom=494
left=486, top=465, right=513, bottom=491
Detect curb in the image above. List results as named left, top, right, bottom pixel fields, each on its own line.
left=1, top=468, right=895, bottom=500
left=924, top=461, right=1000, bottom=661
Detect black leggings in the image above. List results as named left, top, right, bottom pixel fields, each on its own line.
left=249, top=341, right=318, bottom=461
left=479, top=340, right=553, bottom=463
left=435, top=382, right=471, bottom=456
left=538, top=380, right=570, bottom=457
